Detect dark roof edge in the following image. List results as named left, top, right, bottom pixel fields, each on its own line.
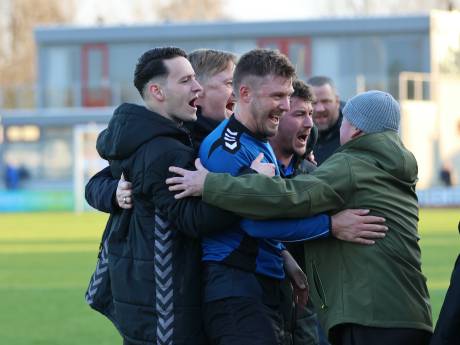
left=35, top=15, right=430, bottom=44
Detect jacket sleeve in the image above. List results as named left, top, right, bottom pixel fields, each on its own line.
left=85, top=166, right=119, bottom=213
left=240, top=213, right=330, bottom=241
left=141, top=148, right=240, bottom=238
left=202, top=155, right=351, bottom=219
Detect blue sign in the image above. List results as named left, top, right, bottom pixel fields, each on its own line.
left=0, top=191, right=74, bottom=212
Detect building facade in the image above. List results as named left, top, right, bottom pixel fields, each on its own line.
left=1, top=11, right=459, bottom=210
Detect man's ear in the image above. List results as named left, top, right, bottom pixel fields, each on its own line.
left=239, top=84, right=251, bottom=103
left=148, top=83, right=164, bottom=101
left=351, top=127, right=363, bottom=139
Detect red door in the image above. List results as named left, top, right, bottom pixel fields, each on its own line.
left=81, top=44, right=110, bottom=107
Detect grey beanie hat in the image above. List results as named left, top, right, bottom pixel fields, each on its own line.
left=343, top=90, right=400, bottom=133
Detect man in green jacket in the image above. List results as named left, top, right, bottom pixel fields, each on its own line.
left=166, top=90, right=432, bottom=345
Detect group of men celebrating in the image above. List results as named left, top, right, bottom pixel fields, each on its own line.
left=85, top=46, right=434, bottom=345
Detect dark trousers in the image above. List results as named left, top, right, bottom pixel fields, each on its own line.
left=329, top=324, right=431, bottom=345
left=431, top=253, right=460, bottom=345
left=204, top=296, right=284, bottom=345
left=280, top=277, right=328, bottom=345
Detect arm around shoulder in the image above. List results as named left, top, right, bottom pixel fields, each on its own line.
left=202, top=172, right=344, bottom=219
left=144, top=149, right=240, bottom=238
left=85, top=166, right=119, bottom=213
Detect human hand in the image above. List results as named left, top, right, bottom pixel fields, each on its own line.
left=281, top=250, right=308, bottom=307
left=116, top=173, right=133, bottom=209
left=331, top=209, right=387, bottom=245
left=167, top=159, right=209, bottom=199
left=306, top=152, right=317, bottom=166
left=250, top=153, right=276, bottom=177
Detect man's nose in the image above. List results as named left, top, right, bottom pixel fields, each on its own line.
left=314, top=102, right=325, bottom=112
left=279, top=96, right=290, bottom=111
left=304, top=115, right=313, bottom=128
left=192, top=79, right=203, bottom=93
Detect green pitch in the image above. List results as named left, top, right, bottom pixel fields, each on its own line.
left=0, top=209, right=458, bottom=344
left=0, top=212, right=120, bottom=345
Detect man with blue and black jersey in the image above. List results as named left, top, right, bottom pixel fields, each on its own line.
left=197, top=49, right=309, bottom=345
left=168, top=90, right=430, bottom=345
left=195, top=49, right=388, bottom=345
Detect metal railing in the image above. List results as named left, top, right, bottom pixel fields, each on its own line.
left=0, top=83, right=141, bottom=109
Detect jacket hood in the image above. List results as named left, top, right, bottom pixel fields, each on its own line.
left=97, top=103, right=191, bottom=160
left=339, top=131, right=418, bottom=183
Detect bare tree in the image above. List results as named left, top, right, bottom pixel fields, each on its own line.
left=0, top=0, right=73, bottom=106
left=338, top=0, right=460, bottom=16
left=158, top=0, right=226, bottom=22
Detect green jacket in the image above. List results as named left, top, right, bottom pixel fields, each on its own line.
left=203, top=131, right=432, bottom=335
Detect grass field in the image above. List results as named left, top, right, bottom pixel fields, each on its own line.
left=0, top=209, right=458, bottom=344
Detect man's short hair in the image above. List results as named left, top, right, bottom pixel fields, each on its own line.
left=188, top=49, right=236, bottom=82
left=307, top=75, right=337, bottom=94
left=233, top=49, right=296, bottom=92
left=292, top=79, right=315, bottom=103
left=133, top=47, right=187, bottom=97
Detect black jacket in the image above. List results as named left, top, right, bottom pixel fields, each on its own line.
left=314, top=102, right=344, bottom=166
left=96, top=103, right=238, bottom=345
left=85, top=166, right=117, bottom=213
left=186, top=106, right=221, bottom=150
left=430, top=222, right=460, bottom=345
left=85, top=107, right=218, bottom=214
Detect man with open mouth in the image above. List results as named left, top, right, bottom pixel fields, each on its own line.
left=269, top=79, right=329, bottom=345
left=86, top=47, right=242, bottom=345
left=193, top=49, right=387, bottom=345
left=85, top=49, right=237, bottom=213
left=84, top=48, right=240, bottom=345
left=167, top=90, right=433, bottom=345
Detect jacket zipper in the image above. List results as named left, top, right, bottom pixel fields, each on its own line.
left=311, top=260, right=328, bottom=310
left=178, top=122, right=195, bottom=149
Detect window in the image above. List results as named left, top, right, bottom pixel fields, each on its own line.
left=82, top=44, right=110, bottom=107
left=44, top=46, right=77, bottom=107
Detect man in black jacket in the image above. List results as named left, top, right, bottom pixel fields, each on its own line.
left=430, top=220, right=460, bottom=345
left=92, top=47, right=240, bottom=345
left=85, top=49, right=237, bottom=212
left=306, top=76, right=344, bottom=166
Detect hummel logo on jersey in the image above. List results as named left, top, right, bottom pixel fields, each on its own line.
left=208, top=122, right=242, bottom=157
left=224, top=128, right=238, bottom=151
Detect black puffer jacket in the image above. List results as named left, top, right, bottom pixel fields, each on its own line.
left=96, top=103, right=238, bottom=345
left=85, top=107, right=220, bottom=214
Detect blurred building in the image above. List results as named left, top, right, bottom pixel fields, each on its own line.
left=1, top=10, right=460, bottom=210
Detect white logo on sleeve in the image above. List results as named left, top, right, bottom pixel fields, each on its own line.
left=224, top=128, right=238, bottom=151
